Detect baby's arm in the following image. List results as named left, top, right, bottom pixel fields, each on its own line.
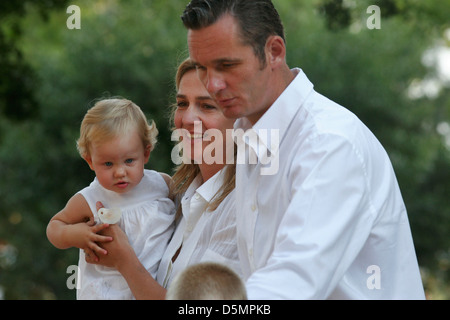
left=46, top=193, right=112, bottom=256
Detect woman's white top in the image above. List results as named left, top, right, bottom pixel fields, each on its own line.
left=156, top=168, right=241, bottom=288
left=76, top=169, right=175, bottom=300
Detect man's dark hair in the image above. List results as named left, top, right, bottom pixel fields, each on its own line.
left=181, top=0, right=285, bottom=65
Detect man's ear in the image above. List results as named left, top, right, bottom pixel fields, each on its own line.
left=265, top=35, right=286, bottom=69
left=83, top=154, right=95, bottom=171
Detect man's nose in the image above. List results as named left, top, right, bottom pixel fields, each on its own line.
left=204, top=70, right=226, bottom=94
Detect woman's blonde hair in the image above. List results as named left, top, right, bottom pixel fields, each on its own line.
left=77, top=98, right=158, bottom=158
left=170, top=58, right=236, bottom=213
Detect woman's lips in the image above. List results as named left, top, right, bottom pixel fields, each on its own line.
left=183, top=132, right=207, bottom=142
left=187, top=133, right=204, bottom=139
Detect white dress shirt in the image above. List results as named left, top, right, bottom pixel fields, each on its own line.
left=234, top=68, right=425, bottom=299
left=156, top=168, right=241, bottom=288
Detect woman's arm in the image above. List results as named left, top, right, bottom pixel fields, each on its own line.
left=93, top=224, right=167, bottom=299
left=89, top=201, right=167, bottom=299
left=159, top=172, right=174, bottom=200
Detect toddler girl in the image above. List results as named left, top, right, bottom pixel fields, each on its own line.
left=47, top=98, right=175, bottom=299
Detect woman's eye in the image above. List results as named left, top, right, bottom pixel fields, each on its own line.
left=203, top=104, right=217, bottom=110
left=177, top=101, right=188, bottom=108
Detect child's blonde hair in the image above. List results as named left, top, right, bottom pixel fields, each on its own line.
left=77, top=98, right=158, bottom=158
left=166, top=262, right=247, bottom=300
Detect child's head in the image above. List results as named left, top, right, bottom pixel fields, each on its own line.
left=77, top=98, right=158, bottom=193
left=166, top=262, right=247, bottom=300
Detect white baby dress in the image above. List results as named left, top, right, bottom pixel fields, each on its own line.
left=76, top=169, right=175, bottom=299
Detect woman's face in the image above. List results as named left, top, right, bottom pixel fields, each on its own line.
left=174, top=70, right=235, bottom=164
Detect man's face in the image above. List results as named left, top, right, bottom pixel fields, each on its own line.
left=188, top=14, right=274, bottom=124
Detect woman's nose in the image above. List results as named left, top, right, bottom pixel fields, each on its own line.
left=182, top=105, right=201, bottom=126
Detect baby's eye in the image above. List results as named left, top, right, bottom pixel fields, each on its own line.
left=125, top=159, right=134, bottom=164
left=104, top=162, right=113, bottom=167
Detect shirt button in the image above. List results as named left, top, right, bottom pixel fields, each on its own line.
left=251, top=203, right=257, bottom=211
left=194, top=194, right=200, bottom=200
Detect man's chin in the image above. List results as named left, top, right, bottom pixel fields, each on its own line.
left=222, top=106, right=242, bottom=120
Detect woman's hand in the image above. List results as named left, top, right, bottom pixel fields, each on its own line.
left=85, top=202, right=134, bottom=271
left=86, top=202, right=166, bottom=299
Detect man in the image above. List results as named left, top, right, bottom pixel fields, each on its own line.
left=182, top=0, right=425, bottom=299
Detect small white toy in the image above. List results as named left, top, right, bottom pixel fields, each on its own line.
left=98, top=207, right=122, bottom=224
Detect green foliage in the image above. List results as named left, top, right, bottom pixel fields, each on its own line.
left=1, top=0, right=189, bottom=300
left=0, top=0, right=449, bottom=299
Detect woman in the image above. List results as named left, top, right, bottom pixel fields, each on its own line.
left=88, top=58, right=239, bottom=299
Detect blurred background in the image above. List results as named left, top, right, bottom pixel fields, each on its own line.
left=0, top=0, right=449, bottom=299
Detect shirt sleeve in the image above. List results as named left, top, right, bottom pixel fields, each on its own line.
left=246, top=133, right=377, bottom=299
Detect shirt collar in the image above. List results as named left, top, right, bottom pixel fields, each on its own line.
left=234, top=68, right=314, bottom=156
left=184, top=168, right=227, bottom=204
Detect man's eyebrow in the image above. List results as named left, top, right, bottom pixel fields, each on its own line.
left=192, top=58, right=241, bottom=67
left=215, top=58, right=241, bottom=64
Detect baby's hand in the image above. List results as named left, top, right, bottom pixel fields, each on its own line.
left=82, top=222, right=112, bottom=263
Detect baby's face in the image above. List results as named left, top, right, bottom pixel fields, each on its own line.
left=85, top=130, right=150, bottom=194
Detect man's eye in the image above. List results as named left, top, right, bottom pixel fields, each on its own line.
left=220, top=62, right=237, bottom=70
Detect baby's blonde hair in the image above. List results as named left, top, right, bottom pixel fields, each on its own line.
left=166, top=262, right=247, bottom=300
left=77, top=98, right=158, bottom=158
